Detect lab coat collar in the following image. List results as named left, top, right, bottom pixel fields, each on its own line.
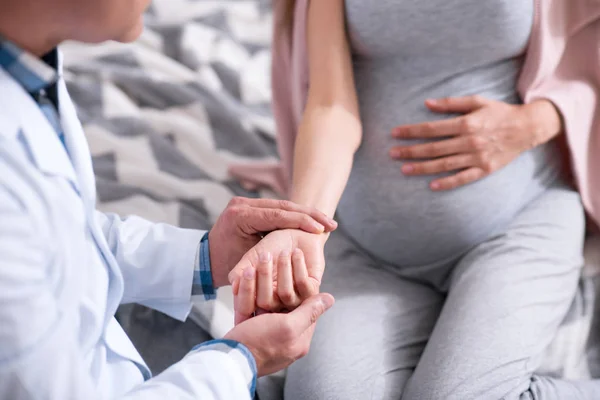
left=0, top=67, right=78, bottom=186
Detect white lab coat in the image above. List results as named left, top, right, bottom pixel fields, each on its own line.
left=0, top=56, right=252, bottom=399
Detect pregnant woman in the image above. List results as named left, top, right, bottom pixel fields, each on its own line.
left=229, top=0, right=600, bottom=399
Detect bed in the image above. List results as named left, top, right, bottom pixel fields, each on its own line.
left=61, top=0, right=600, bottom=396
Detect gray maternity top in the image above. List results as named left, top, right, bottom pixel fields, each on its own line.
left=336, top=0, right=562, bottom=268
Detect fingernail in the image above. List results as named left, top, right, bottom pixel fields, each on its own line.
left=319, top=294, right=335, bottom=310
left=328, top=217, right=337, bottom=226
left=402, top=164, right=414, bottom=174
left=259, top=252, right=272, bottom=263
left=293, top=248, right=303, bottom=257
left=426, top=99, right=437, bottom=105
left=243, top=268, right=255, bottom=280
left=280, top=250, right=290, bottom=258
left=431, top=181, right=440, bottom=190
left=390, top=149, right=401, bottom=158
left=313, top=222, right=325, bottom=232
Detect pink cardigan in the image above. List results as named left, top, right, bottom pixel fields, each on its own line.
left=229, top=0, right=600, bottom=225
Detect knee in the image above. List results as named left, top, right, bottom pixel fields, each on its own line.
left=284, top=359, right=340, bottom=400
left=400, top=374, right=536, bottom=400
left=401, top=385, right=473, bottom=400
left=285, top=361, right=404, bottom=400
left=401, top=385, right=439, bottom=400
left=284, top=364, right=368, bottom=400
left=400, top=372, right=489, bottom=400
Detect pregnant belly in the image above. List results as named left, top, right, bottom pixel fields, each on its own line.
left=336, top=143, right=558, bottom=268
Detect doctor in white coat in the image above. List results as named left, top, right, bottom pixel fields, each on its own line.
left=0, top=0, right=337, bottom=398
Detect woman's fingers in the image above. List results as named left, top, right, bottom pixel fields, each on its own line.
left=277, top=251, right=301, bottom=309
left=229, top=257, right=253, bottom=288
left=392, top=118, right=459, bottom=139
left=401, top=154, right=475, bottom=176
left=392, top=97, right=493, bottom=140
left=234, top=267, right=256, bottom=325
left=255, top=307, right=270, bottom=316
left=235, top=247, right=319, bottom=320
left=256, top=252, right=280, bottom=311
left=425, top=95, right=491, bottom=114
left=388, top=96, right=524, bottom=191
left=292, top=249, right=317, bottom=300
left=430, top=167, right=486, bottom=191
left=232, top=277, right=240, bottom=296
left=390, top=136, right=475, bottom=160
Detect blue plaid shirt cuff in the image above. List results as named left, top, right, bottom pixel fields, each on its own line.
left=192, top=231, right=217, bottom=300
left=191, top=339, right=257, bottom=398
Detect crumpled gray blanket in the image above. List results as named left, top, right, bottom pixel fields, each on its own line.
left=62, top=0, right=600, bottom=396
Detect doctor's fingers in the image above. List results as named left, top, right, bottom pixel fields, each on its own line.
left=241, top=208, right=330, bottom=236
left=283, top=293, right=335, bottom=339
left=229, top=197, right=337, bottom=232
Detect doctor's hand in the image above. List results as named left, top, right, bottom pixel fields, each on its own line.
left=389, top=97, right=563, bottom=190
left=225, top=285, right=335, bottom=377
left=229, top=229, right=327, bottom=324
left=208, top=197, right=336, bottom=288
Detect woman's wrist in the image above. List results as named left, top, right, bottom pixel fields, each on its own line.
left=523, top=99, right=564, bottom=147
left=289, top=191, right=337, bottom=219
left=319, top=231, right=331, bottom=245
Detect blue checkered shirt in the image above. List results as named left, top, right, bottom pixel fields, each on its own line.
left=0, top=38, right=217, bottom=301
left=195, top=232, right=217, bottom=299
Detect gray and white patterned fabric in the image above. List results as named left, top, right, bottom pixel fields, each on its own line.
left=62, top=0, right=276, bottom=340
left=62, top=0, right=600, bottom=393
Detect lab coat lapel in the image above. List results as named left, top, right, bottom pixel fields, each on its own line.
left=56, top=76, right=96, bottom=206
left=0, top=69, right=79, bottom=187
left=56, top=67, right=148, bottom=376
left=55, top=55, right=125, bottom=320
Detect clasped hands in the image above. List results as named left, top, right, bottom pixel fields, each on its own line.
left=208, top=197, right=335, bottom=377
left=228, top=228, right=328, bottom=325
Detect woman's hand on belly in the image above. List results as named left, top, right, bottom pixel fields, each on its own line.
left=389, top=96, right=563, bottom=190
left=228, top=229, right=327, bottom=324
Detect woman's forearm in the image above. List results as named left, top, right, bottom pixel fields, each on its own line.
left=290, top=105, right=362, bottom=218
left=292, top=0, right=361, bottom=218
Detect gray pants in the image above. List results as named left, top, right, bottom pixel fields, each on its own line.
left=284, top=185, right=597, bottom=400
